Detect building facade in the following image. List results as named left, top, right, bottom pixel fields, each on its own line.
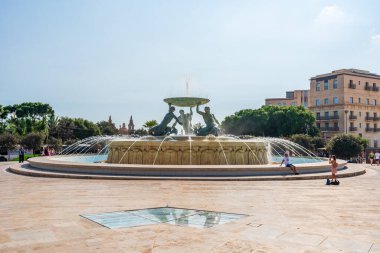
left=265, top=90, right=309, bottom=107
left=309, top=69, right=380, bottom=147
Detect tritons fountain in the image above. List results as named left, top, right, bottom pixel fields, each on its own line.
left=12, top=96, right=354, bottom=179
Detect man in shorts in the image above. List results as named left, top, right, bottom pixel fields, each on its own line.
left=280, top=152, right=299, bottom=175
left=375, top=150, right=380, bottom=166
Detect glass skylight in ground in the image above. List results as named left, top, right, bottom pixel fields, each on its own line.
left=81, top=207, right=247, bottom=229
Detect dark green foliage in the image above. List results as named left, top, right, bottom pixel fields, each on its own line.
left=222, top=106, right=319, bottom=137
left=97, top=121, right=118, bottom=135
left=21, top=132, right=45, bottom=154
left=50, top=117, right=100, bottom=141
left=46, top=137, right=63, bottom=153
left=288, top=134, right=326, bottom=151
left=326, top=134, right=364, bottom=159
left=143, top=120, right=158, bottom=130
left=0, top=133, right=19, bottom=154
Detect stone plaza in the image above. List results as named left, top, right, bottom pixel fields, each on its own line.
left=0, top=162, right=379, bottom=252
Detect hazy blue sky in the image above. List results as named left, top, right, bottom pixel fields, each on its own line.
left=1, top=0, right=380, bottom=127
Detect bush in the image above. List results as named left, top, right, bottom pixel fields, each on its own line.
left=47, top=137, right=63, bottom=153
left=289, top=134, right=313, bottom=150
left=326, top=134, right=363, bottom=160
left=21, top=132, right=45, bottom=154
left=0, top=133, right=19, bottom=154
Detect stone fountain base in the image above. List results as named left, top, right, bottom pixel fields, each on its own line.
left=106, top=136, right=268, bottom=165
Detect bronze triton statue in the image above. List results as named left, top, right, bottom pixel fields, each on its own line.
left=149, top=104, right=182, bottom=136
left=195, top=104, right=220, bottom=136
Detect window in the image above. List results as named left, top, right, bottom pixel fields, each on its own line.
left=317, top=123, right=320, bottom=128
left=324, top=98, right=329, bottom=105
left=303, top=102, right=308, bottom=107
left=366, top=98, right=369, bottom=105
left=316, top=112, right=320, bottom=119
left=333, top=97, right=339, bottom=104
left=333, top=111, right=338, bottom=117
left=316, top=99, right=321, bottom=106
left=373, top=99, right=377, bottom=106
left=291, top=102, right=296, bottom=106
left=375, top=140, right=378, bottom=148
left=359, top=123, right=362, bottom=128
left=359, top=111, right=362, bottom=117
left=316, top=82, right=321, bottom=91
left=334, top=122, right=338, bottom=129
left=324, top=80, right=329, bottom=90
left=325, top=122, right=330, bottom=128
left=324, top=111, right=329, bottom=118
left=349, top=97, right=353, bottom=103
left=277, top=102, right=282, bottom=106
left=358, top=98, right=361, bottom=103
left=333, top=79, right=338, bottom=89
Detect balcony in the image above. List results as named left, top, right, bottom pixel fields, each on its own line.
left=320, top=127, right=340, bottom=132
left=348, top=83, right=356, bottom=89
left=365, top=116, right=374, bottom=121
left=316, top=116, right=329, bottom=120
left=374, top=117, right=380, bottom=121
left=330, top=115, right=340, bottom=120
left=349, top=115, right=357, bottom=120
left=373, top=86, right=379, bottom=92
left=349, top=127, right=357, bottom=131
left=365, top=85, right=372, bottom=91
left=365, top=127, right=380, bottom=132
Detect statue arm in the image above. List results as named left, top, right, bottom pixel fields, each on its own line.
left=212, top=114, right=220, bottom=125
left=196, top=105, right=204, bottom=116
left=174, top=115, right=182, bottom=125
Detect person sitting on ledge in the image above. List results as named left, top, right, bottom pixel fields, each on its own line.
left=149, top=104, right=182, bottom=136
left=195, top=104, right=220, bottom=136
left=280, top=152, right=299, bottom=175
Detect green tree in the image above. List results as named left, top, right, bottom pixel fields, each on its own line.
left=222, top=106, right=319, bottom=137
left=143, top=120, right=158, bottom=130
left=97, top=121, right=118, bottom=135
left=289, top=134, right=314, bottom=150
left=0, top=133, right=19, bottom=154
left=21, top=132, right=45, bottom=154
left=326, top=134, right=363, bottom=159
left=47, top=137, right=63, bottom=153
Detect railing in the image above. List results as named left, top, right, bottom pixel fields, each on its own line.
left=349, top=127, right=357, bottom=131
left=349, top=115, right=357, bottom=120
left=365, top=127, right=374, bottom=132
left=320, top=127, right=340, bottom=131
left=365, top=85, right=372, bottom=91
left=348, top=83, right=356, bottom=89
left=374, top=117, right=380, bottom=121
left=330, top=115, right=339, bottom=120
left=373, top=86, right=379, bottom=92
left=316, top=116, right=329, bottom=120
left=365, top=116, right=374, bottom=121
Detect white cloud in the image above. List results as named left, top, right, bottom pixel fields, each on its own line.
left=315, top=5, right=346, bottom=26
left=371, top=34, right=380, bottom=47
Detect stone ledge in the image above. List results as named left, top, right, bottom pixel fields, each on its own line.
left=6, top=163, right=365, bottom=181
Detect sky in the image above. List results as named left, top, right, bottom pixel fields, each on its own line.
left=1, top=0, right=380, bottom=128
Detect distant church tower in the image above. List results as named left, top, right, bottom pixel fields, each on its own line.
left=128, top=115, right=135, bottom=133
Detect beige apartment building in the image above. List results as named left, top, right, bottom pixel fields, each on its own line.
left=309, top=69, right=380, bottom=148
left=265, top=90, right=309, bottom=107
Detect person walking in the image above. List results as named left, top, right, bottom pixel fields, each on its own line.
left=375, top=150, right=380, bottom=166
left=369, top=151, right=375, bottom=166
left=329, top=155, right=338, bottom=184
left=18, top=146, right=25, bottom=163
left=280, top=152, right=299, bottom=175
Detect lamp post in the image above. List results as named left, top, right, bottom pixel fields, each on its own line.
left=344, top=110, right=349, bottom=134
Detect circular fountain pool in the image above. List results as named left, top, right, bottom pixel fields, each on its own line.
left=23, top=135, right=347, bottom=178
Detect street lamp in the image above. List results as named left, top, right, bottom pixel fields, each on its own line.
left=344, top=110, right=349, bottom=134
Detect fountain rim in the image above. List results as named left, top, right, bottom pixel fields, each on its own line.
left=163, top=97, right=210, bottom=107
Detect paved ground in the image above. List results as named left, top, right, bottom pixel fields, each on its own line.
left=0, top=163, right=379, bottom=253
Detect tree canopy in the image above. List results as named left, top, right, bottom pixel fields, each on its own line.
left=326, top=134, right=366, bottom=159
left=222, top=106, right=319, bottom=137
